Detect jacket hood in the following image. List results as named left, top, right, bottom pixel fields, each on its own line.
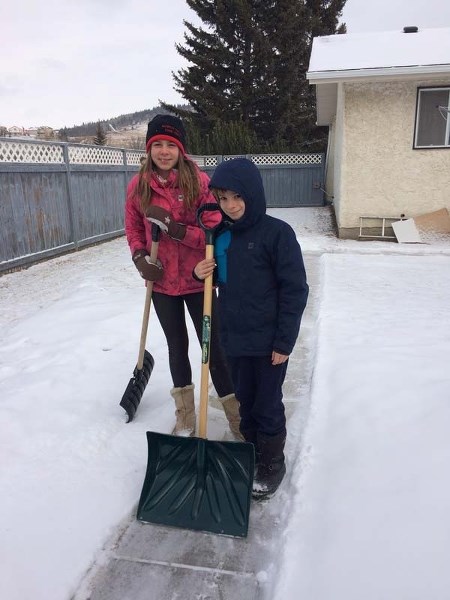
left=209, top=158, right=266, bottom=230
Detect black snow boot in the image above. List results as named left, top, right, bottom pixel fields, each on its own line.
left=252, top=431, right=286, bottom=501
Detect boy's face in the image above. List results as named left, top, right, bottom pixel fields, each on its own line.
left=217, top=189, right=245, bottom=221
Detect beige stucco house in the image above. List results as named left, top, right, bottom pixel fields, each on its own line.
left=307, top=26, right=450, bottom=239
left=8, top=126, right=25, bottom=136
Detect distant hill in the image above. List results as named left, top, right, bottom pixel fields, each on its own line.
left=64, top=104, right=188, bottom=136
left=61, top=105, right=189, bottom=148
left=63, top=107, right=164, bottom=136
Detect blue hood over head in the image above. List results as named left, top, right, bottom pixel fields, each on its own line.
left=209, top=158, right=266, bottom=230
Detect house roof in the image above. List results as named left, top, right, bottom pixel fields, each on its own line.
left=307, top=27, right=450, bottom=125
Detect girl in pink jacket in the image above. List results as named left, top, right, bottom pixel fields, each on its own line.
left=125, top=114, right=240, bottom=439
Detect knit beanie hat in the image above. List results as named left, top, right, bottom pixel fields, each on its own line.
left=145, top=114, right=187, bottom=155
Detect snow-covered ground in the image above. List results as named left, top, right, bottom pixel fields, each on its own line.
left=1, top=207, right=450, bottom=600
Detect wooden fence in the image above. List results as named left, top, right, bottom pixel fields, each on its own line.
left=0, top=138, right=324, bottom=273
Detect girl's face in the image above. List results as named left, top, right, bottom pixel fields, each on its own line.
left=217, top=189, right=246, bottom=221
left=150, top=140, right=180, bottom=176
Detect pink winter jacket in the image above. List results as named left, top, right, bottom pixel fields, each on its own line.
left=125, top=168, right=221, bottom=296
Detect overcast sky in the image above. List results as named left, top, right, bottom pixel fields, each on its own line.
left=2, top=0, right=450, bottom=129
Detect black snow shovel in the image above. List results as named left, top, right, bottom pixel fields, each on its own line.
left=136, top=204, right=254, bottom=537
left=120, top=223, right=160, bottom=422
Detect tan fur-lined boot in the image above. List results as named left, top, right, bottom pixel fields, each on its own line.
left=170, top=384, right=196, bottom=437
left=218, top=393, right=244, bottom=441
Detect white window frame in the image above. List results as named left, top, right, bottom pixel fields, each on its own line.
left=414, top=87, right=450, bottom=149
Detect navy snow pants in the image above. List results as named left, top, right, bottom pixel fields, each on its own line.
left=227, top=355, right=288, bottom=437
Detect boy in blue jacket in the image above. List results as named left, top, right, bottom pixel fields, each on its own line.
left=194, top=158, right=309, bottom=500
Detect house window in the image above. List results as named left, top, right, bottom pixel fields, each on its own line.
left=414, top=87, right=450, bottom=148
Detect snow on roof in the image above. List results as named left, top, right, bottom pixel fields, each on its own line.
left=308, top=27, right=450, bottom=125
left=307, top=27, right=450, bottom=77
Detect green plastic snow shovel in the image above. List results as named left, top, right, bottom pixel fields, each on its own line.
left=120, top=223, right=160, bottom=422
left=136, top=203, right=254, bottom=537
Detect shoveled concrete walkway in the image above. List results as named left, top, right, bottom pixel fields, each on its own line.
left=73, top=210, right=326, bottom=600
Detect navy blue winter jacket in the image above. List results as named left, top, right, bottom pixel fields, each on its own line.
left=208, top=158, right=309, bottom=358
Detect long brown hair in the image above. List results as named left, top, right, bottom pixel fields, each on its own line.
left=137, top=151, right=201, bottom=214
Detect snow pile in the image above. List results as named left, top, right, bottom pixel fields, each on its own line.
left=1, top=207, right=450, bottom=600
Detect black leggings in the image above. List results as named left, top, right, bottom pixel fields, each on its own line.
left=152, top=290, right=233, bottom=398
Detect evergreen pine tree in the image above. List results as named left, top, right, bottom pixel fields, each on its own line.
left=162, top=0, right=346, bottom=153
left=93, top=122, right=107, bottom=146
left=59, top=128, right=69, bottom=142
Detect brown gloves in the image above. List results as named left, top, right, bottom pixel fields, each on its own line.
left=132, top=250, right=164, bottom=281
left=146, top=205, right=186, bottom=241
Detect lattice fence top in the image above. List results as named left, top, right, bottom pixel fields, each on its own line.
left=191, top=155, right=220, bottom=167
left=0, top=139, right=322, bottom=167
left=126, top=150, right=146, bottom=166
left=0, top=139, right=138, bottom=166
left=252, top=153, right=323, bottom=165
left=192, top=153, right=323, bottom=167
left=0, top=140, right=64, bottom=164
left=224, top=153, right=323, bottom=165
left=68, top=145, right=124, bottom=165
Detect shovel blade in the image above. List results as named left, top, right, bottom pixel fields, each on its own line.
left=137, top=432, right=254, bottom=537
left=119, top=350, right=154, bottom=422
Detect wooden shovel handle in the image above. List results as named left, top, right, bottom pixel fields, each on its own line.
left=196, top=203, right=222, bottom=439
left=137, top=224, right=160, bottom=369
left=198, top=242, right=214, bottom=439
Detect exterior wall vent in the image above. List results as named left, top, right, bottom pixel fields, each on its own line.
left=403, top=26, right=419, bottom=33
